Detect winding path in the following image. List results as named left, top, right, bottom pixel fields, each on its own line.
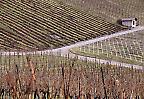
left=1, top=26, right=144, bottom=70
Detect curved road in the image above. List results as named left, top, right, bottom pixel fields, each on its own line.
left=1, top=26, right=144, bottom=70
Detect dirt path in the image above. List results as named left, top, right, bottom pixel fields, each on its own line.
left=1, top=26, right=144, bottom=70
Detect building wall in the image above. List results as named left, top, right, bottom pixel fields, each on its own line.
left=132, top=20, right=137, bottom=27
left=122, top=21, right=132, bottom=27
left=121, top=20, right=137, bottom=28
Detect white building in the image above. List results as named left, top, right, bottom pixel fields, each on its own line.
left=118, top=18, right=138, bottom=29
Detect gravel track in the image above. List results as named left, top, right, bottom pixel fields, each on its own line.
left=1, top=26, right=144, bottom=70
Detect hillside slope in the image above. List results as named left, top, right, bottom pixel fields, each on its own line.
left=0, top=0, right=126, bottom=51
left=59, top=0, right=144, bottom=25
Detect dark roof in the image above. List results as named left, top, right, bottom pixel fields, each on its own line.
left=121, top=18, right=137, bottom=21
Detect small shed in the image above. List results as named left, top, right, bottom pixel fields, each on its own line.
left=117, top=18, right=138, bottom=28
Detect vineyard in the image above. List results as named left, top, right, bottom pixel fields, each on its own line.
left=0, top=0, right=126, bottom=51
left=0, top=0, right=144, bottom=99
left=0, top=52, right=144, bottom=98
left=60, top=0, right=144, bottom=25
left=71, top=31, right=144, bottom=66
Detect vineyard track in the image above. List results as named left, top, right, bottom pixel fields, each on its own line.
left=0, top=0, right=143, bottom=69
left=1, top=26, right=144, bottom=70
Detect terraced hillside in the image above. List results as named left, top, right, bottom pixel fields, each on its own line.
left=60, top=0, right=144, bottom=25
left=71, top=31, right=144, bottom=66
left=0, top=0, right=126, bottom=51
